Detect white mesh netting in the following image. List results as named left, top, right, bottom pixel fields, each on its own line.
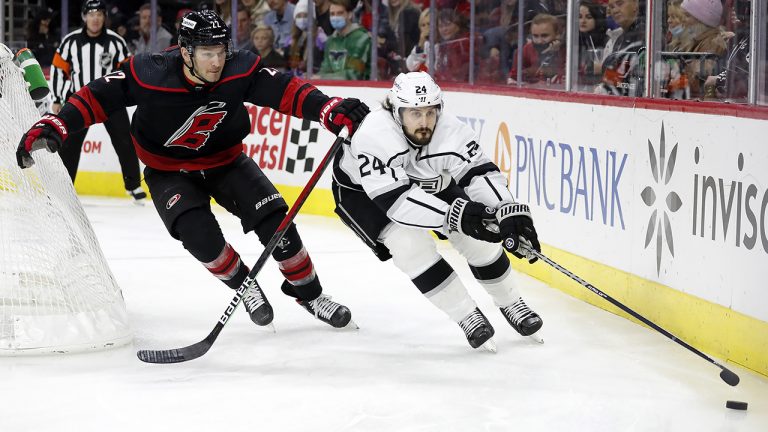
left=0, top=45, right=131, bottom=354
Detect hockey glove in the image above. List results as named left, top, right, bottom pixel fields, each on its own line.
left=445, top=198, right=501, bottom=243
left=497, top=202, right=541, bottom=263
left=320, top=97, right=370, bottom=136
left=16, top=114, right=68, bottom=169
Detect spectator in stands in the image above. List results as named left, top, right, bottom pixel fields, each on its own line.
left=490, top=0, right=548, bottom=27
left=236, top=6, right=256, bottom=50
left=243, top=0, right=272, bottom=27
left=264, top=0, right=295, bottom=54
left=376, top=22, right=404, bottom=79
left=405, top=8, right=430, bottom=73
left=26, top=7, right=58, bottom=69
left=356, top=0, right=388, bottom=32
left=214, top=0, right=233, bottom=25
left=508, top=13, right=566, bottom=87
left=131, top=3, right=172, bottom=54
left=389, top=0, right=421, bottom=61
left=478, top=24, right=518, bottom=84
left=285, top=0, right=327, bottom=76
left=676, top=0, right=730, bottom=99
left=602, top=0, right=643, bottom=57
left=434, top=8, right=474, bottom=83
left=666, top=0, right=685, bottom=50
left=578, top=2, right=608, bottom=87
left=315, top=0, right=336, bottom=37
left=252, top=26, right=288, bottom=70
left=317, top=0, right=371, bottom=80
left=597, top=0, right=645, bottom=96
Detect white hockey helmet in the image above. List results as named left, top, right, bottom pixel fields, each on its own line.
left=388, top=72, right=443, bottom=127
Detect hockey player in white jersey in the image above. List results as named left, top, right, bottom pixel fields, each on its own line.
left=332, top=72, right=543, bottom=351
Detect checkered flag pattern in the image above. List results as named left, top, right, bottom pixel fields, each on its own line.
left=286, top=119, right=319, bottom=173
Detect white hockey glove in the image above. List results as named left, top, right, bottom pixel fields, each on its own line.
left=497, top=202, right=541, bottom=263
left=445, top=198, right=501, bottom=243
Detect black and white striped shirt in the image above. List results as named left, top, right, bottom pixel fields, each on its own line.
left=50, top=27, right=130, bottom=104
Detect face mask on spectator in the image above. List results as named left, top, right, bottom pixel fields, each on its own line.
left=669, top=25, right=684, bottom=36
left=330, top=16, right=347, bottom=30
left=295, top=17, right=308, bottom=31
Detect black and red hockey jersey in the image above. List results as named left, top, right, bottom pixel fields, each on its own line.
left=57, top=47, right=332, bottom=171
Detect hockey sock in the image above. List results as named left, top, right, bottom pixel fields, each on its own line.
left=202, top=243, right=250, bottom=289
left=255, top=212, right=320, bottom=301
left=468, top=249, right=521, bottom=307
left=175, top=208, right=249, bottom=289
left=413, top=258, right=477, bottom=322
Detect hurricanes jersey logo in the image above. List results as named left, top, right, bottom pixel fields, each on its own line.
left=166, top=101, right=227, bottom=150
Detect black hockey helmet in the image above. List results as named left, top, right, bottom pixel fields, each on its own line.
left=178, top=10, right=233, bottom=59
left=81, top=0, right=106, bottom=15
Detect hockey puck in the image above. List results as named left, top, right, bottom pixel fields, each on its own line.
left=725, top=400, right=748, bottom=410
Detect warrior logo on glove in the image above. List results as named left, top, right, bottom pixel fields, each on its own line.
left=497, top=203, right=541, bottom=263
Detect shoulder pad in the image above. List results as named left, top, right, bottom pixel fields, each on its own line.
left=222, top=50, right=260, bottom=77
left=130, top=48, right=187, bottom=90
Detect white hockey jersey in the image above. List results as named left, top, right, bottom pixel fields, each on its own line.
left=334, top=108, right=515, bottom=233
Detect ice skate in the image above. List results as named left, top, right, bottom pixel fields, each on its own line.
left=243, top=283, right=274, bottom=330
left=458, top=308, right=496, bottom=352
left=297, top=294, right=356, bottom=329
left=500, top=298, right=543, bottom=343
left=127, top=187, right=147, bottom=206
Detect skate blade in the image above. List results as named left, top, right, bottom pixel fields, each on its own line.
left=132, top=199, right=146, bottom=207
left=343, top=319, right=360, bottom=330
left=257, top=323, right=276, bottom=333
left=480, top=338, right=497, bottom=353
left=527, top=333, right=544, bottom=344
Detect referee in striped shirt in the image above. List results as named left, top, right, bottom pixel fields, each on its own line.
left=50, top=0, right=146, bottom=203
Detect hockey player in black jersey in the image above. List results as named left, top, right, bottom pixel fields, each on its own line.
left=332, top=72, right=543, bottom=351
left=17, top=10, right=370, bottom=330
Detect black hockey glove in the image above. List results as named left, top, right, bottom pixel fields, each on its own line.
left=445, top=198, right=501, bottom=243
left=497, top=202, right=541, bottom=263
left=16, top=114, right=68, bottom=169
left=320, top=97, right=370, bottom=136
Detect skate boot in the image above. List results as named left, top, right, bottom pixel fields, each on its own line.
left=243, top=283, right=274, bottom=326
left=127, top=187, right=147, bottom=206
left=297, top=294, right=353, bottom=328
left=458, top=308, right=496, bottom=352
left=500, top=298, right=543, bottom=341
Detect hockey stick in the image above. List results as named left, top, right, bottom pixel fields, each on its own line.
left=527, top=248, right=740, bottom=386
left=137, top=130, right=350, bottom=364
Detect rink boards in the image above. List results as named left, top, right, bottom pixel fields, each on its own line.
left=70, top=83, right=768, bottom=377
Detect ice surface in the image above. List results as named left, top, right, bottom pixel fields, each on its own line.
left=1, top=197, right=766, bottom=432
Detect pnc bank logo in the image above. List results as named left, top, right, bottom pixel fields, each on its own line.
left=640, top=123, right=683, bottom=275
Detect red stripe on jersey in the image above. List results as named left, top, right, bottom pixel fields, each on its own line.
left=68, top=97, right=94, bottom=127
left=211, top=56, right=261, bottom=90
left=74, top=86, right=108, bottom=124
left=130, top=57, right=189, bottom=93
left=293, top=84, right=315, bottom=118
left=279, top=77, right=303, bottom=116
left=131, top=135, right=243, bottom=171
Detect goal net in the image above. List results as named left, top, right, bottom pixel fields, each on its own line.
left=0, top=45, right=131, bottom=354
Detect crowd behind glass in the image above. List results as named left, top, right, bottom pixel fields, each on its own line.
left=19, top=0, right=768, bottom=105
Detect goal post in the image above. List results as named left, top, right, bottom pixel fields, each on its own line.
left=0, top=44, right=132, bottom=354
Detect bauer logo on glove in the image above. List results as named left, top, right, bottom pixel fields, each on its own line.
left=16, top=114, right=69, bottom=169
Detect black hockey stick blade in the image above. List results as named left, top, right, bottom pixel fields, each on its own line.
left=528, top=248, right=741, bottom=387
left=136, top=130, right=350, bottom=364
left=720, top=368, right=740, bottom=386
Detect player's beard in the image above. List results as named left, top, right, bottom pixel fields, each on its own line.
left=406, top=127, right=434, bottom=147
